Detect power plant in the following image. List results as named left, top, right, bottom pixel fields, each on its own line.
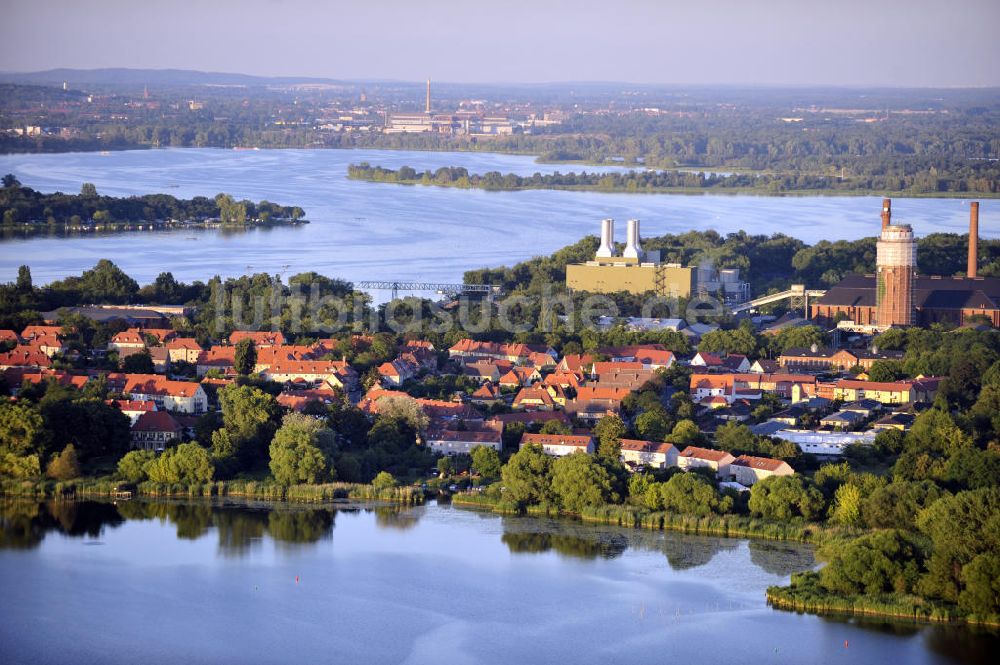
left=812, top=200, right=1000, bottom=329
left=565, top=218, right=748, bottom=302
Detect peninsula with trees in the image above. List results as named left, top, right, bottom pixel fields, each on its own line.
left=348, top=162, right=1000, bottom=198
left=0, top=174, right=307, bottom=231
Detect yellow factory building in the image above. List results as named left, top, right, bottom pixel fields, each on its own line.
left=565, top=219, right=696, bottom=298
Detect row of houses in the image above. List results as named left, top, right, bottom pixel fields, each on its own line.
left=516, top=434, right=793, bottom=487
left=690, top=372, right=942, bottom=407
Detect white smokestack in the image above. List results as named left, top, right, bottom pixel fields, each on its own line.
left=596, top=218, right=615, bottom=258
left=623, top=219, right=643, bottom=260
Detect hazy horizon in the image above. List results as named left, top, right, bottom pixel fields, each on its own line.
left=2, top=0, right=999, bottom=88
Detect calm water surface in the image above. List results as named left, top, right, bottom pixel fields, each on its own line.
left=0, top=500, right=994, bottom=665
left=0, top=148, right=992, bottom=288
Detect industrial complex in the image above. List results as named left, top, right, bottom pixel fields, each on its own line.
left=812, top=200, right=1000, bottom=328
left=565, top=218, right=749, bottom=302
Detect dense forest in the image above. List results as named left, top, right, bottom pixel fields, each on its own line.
left=0, top=175, right=305, bottom=226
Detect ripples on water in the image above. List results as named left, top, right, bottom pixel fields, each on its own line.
left=0, top=148, right=991, bottom=286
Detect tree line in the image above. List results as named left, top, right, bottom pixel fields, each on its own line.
left=0, top=175, right=305, bottom=226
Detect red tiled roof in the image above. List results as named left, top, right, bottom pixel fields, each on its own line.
left=0, top=349, right=53, bottom=368
left=512, top=386, right=555, bottom=407
left=0, top=329, right=18, bottom=342
left=132, top=410, right=183, bottom=433
left=732, top=455, right=791, bottom=472
left=197, top=346, right=236, bottom=366
left=112, top=329, right=147, bottom=345
left=166, top=337, right=201, bottom=351
left=124, top=374, right=203, bottom=398
left=620, top=439, right=676, bottom=455
left=229, top=330, right=287, bottom=346
left=680, top=446, right=733, bottom=462
left=106, top=399, right=156, bottom=412
left=520, top=432, right=592, bottom=448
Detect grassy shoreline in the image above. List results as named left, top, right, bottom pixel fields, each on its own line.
left=451, top=493, right=832, bottom=543
left=1, top=477, right=424, bottom=505
left=767, top=571, right=1000, bottom=629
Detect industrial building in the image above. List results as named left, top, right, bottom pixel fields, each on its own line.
left=565, top=218, right=748, bottom=301
left=811, top=201, right=1000, bottom=328
left=385, top=79, right=514, bottom=135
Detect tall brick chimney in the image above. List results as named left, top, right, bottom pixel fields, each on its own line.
left=881, top=198, right=892, bottom=230
left=969, top=201, right=979, bottom=278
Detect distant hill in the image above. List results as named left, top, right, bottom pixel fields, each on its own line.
left=0, top=68, right=351, bottom=88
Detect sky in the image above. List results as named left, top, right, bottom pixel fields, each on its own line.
left=2, top=0, right=999, bottom=87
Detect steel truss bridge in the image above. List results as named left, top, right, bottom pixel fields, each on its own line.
left=730, top=284, right=827, bottom=315
left=355, top=281, right=501, bottom=300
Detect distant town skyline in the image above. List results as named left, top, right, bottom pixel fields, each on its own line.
left=2, top=0, right=999, bottom=87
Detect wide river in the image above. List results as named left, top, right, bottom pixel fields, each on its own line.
left=0, top=148, right=993, bottom=289
left=0, top=499, right=994, bottom=664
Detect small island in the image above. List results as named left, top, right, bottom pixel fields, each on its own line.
left=348, top=162, right=1000, bottom=198
left=0, top=173, right=307, bottom=232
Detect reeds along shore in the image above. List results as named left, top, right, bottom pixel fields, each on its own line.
left=0, top=478, right=424, bottom=505
left=450, top=493, right=824, bottom=543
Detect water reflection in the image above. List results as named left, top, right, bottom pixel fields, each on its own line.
left=373, top=506, right=422, bottom=531
left=0, top=499, right=125, bottom=549
left=502, top=530, right=628, bottom=560
left=498, top=517, right=740, bottom=569
left=748, top=539, right=816, bottom=577
left=0, top=499, right=340, bottom=553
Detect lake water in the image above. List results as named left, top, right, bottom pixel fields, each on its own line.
left=0, top=499, right=994, bottom=665
left=0, top=148, right=992, bottom=290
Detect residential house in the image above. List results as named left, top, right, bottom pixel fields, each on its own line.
left=107, top=399, right=156, bottom=425
left=0, top=348, right=53, bottom=369
left=873, top=412, right=916, bottom=432
left=519, top=432, right=595, bottom=457
left=124, top=374, right=208, bottom=413
left=619, top=439, right=678, bottom=470
left=499, top=366, right=542, bottom=388
left=690, top=351, right=724, bottom=369
left=678, top=446, right=735, bottom=477
left=20, top=325, right=63, bottom=340
left=426, top=421, right=503, bottom=455
left=568, top=386, right=630, bottom=422
left=196, top=346, right=236, bottom=377
left=108, top=329, right=148, bottom=354
left=166, top=338, right=202, bottom=364
left=30, top=334, right=68, bottom=358
left=820, top=410, right=864, bottom=431
left=512, top=386, right=556, bottom=410
left=378, top=357, right=419, bottom=386
left=462, top=360, right=506, bottom=384
left=832, top=379, right=916, bottom=405
left=229, top=330, right=287, bottom=347
left=131, top=411, right=184, bottom=451
left=149, top=347, right=170, bottom=374
left=469, top=382, right=503, bottom=406
left=749, top=359, right=781, bottom=374
left=263, top=359, right=357, bottom=390
left=779, top=346, right=905, bottom=372
left=276, top=388, right=341, bottom=412
left=557, top=354, right=594, bottom=375
left=730, top=455, right=794, bottom=486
